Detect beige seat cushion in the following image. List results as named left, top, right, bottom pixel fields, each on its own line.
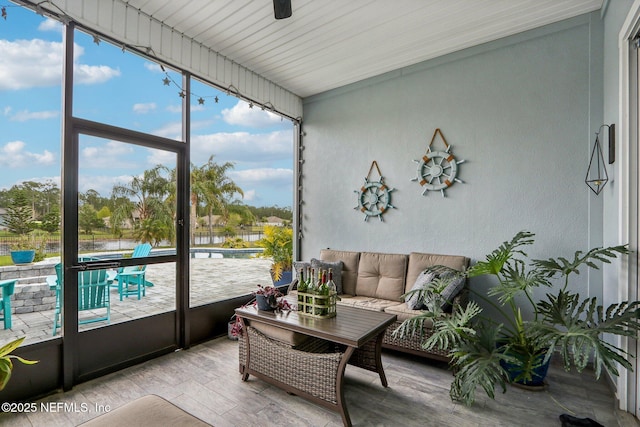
left=80, top=394, right=211, bottom=426
left=405, top=252, right=470, bottom=293
left=355, top=252, right=407, bottom=301
left=336, top=296, right=399, bottom=312
left=249, top=320, right=309, bottom=347
left=384, top=303, right=435, bottom=326
left=320, top=249, right=360, bottom=295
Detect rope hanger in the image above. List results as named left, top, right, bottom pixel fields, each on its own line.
left=365, top=160, right=383, bottom=181
left=427, top=128, right=450, bottom=152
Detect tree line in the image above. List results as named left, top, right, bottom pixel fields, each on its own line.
left=1, top=155, right=292, bottom=246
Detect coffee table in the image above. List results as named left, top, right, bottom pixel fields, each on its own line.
left=235, top=299, right=397, bottom=427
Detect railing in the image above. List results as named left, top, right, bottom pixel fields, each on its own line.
left=0, top=228, right=266, bottom=256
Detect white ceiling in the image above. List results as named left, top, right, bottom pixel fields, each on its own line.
left=123, top=0, right=603, bottom=98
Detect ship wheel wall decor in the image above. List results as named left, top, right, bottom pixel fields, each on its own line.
left=354, top=161, right=395, bottom=222
left=411, top=128, right=465, bottom=197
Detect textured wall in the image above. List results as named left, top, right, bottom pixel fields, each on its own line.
left=300, top=13, right=602, bottom=309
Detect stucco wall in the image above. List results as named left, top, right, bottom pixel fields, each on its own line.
left=300, top=13, right=603, bottom=311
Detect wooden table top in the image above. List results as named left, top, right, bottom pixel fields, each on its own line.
left=235, top=297, right=397, bottom=348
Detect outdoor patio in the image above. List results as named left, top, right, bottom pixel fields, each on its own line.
left=0, top=257, right=273, bottom=345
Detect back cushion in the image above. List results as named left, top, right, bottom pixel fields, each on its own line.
left=320, top=249, right=360, bottom=295
left=406, top=252, right=470, bottom=293
left=356, top=252, right=407, bottom=301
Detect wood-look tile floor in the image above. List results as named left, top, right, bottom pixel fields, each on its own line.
left=1, top=336, right=638, bottom=427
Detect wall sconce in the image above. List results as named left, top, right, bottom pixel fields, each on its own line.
left=585, top=124, right=614, bottom=195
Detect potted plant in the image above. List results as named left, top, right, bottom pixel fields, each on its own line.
left=9, top=231, right=48, bottom=264
left=257, top=225, right=293, bottom=287
left=0, top=337, right=38, bottom=391
left=228, top=285, right=293, bottom=338
left=395, top=231, right=639, bottom=406
left=253, top=284, right=292, bottom=311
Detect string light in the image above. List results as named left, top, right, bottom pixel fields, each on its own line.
left=3, top=0, right=295, bottom=121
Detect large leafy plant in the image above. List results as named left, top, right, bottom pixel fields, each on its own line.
left=396, top=231, right=639, bottom=406
left=0, top=337, right=38, bottom=391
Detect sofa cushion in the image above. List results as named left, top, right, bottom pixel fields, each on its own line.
left=356, top=252, right=407, bottom=301
left=405, top=269, right=436, bottom=310
left=335, top=296, right=399, bottom=312
left=384, top=303, right=435, bottom=326
left=320, top=249, right=360, bottom=295
left=311, top=258, right=343, bottom=294
left=406, top=252, right=470, bottom=293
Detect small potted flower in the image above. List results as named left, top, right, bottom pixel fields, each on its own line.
left=253, top=284, right=292, bottom=311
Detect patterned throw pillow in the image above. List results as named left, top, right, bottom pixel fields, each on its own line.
left=405, top=270, right=436, bottom=310
left=437, top=274, right=465, bottom=311
left=310, top=258, right=343, bottom=294
left=407, top=265, right=466, bottom=311
left=293, top=261, right=310, bottom=281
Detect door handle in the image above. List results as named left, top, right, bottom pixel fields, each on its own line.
left=68, top=261, right=121, bottom=271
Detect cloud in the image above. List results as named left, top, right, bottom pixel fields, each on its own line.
left=242, top=189, right=256, bottom=201
left=38, top=18, right=62, bottom=33
left=74, top=63, right=121, bottom=85
left=0, top=39, right=120, bottom=90
left=153, top=121, right=183, bottom=139
left=223, top=169, right=293, bottom=207
left=8, top=110, right=59, bottom=122
left=80, top=140, right=136, bottom=169
left=221, top=100, right=282, bottom=128
left=191, top=129, right=292, bottom=164
left=227, top=169, right=293, bottom=207
left=0, top=140, right=55, bottom=167
left=144, top=62, right=164, bottom=73
left=229, top=168, right=293, bottom=185
left=79, top=174, right=129, bottom=195
left=1, top=175, right=61, bottom=192
left=133, top=103, right=157, bottom=114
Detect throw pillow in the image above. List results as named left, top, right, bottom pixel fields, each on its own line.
left=423, top=265, right=466, bottom=311
left=437, top=272, right=465, bottom=310
left=293, top=261, right=311, bottom=281
left=405, top=269, right=436, bottom=310
left=310, top=258, right=343, bottom=294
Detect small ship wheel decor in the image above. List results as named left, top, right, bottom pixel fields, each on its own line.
left=411, top=128, right=465, bottom=197
left=354, top=161, right=395, bottom=222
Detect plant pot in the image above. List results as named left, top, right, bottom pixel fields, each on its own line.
left=255, top=294, right=275, bottom=311
left=500, top=351, right=551, bottom=388
left=10, top=250, right=35, bottom=265
left=271, top=269, right=292, bottom=288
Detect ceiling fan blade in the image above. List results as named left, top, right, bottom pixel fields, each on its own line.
left=273, top=0, right=292, bottom=20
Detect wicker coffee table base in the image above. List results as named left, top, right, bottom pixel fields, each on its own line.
left=239, top=325, right=388, bottom=427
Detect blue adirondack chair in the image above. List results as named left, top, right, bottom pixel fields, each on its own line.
left=52, top=264, right=111, bottom=336
left=0, top=279, right=17, bottom=329
left=114, top=243, right=153, bottom=301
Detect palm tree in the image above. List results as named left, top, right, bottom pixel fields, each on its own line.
left=111, top=165, right=174, bottom=246
left=190, top=155, right=244, bottom=245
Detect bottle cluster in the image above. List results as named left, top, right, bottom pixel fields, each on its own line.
left=297, top=267, right=337, bottom=296
left=297, top=267, right=337, bottom=318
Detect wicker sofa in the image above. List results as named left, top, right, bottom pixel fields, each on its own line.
left=290, top=249, right=470, bottom=362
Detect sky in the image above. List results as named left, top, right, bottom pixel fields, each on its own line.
left=0, top=3, right=294, bottom=208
